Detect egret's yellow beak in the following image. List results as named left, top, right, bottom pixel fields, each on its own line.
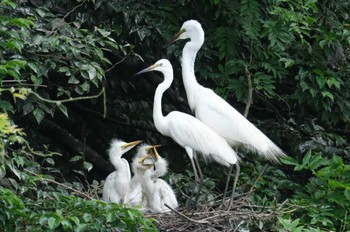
left=139, top=144, right=161, bottom=166
left=121, top=140, right=142, bottom=150
left=151, top=145, right=161, bottom=160
left=139, top=154, right=153, bottom=166
left=164, top=28, right=186, bottom=47
left=136, top=63, right=161, bottom=75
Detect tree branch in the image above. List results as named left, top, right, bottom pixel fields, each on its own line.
left=37, top=118, right=114, bottom=176
left=243, top=64, right=253, bottom=118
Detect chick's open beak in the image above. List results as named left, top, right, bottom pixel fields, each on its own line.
left=139, top=144, right=161, bottom=166
left=151, top=145, right=161, bottom=160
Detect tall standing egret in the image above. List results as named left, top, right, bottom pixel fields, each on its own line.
left=102, top=139, right=142, bottom=203
left=136, top=59, right=239, bottom=202
left=170, top=20, right=286, bottom=202
left=140, top=146, right=178, bottom=213
left=126, top=144, right=161, bottom=207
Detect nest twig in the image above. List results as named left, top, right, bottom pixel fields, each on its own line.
left=145, top=193, right=291, bottom=231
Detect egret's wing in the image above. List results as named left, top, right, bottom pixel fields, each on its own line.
left=102, top=172, right=121, bottom=203
left=195, top=88, right=285, bottom=160
left=157, top=179, right=178, bottom=209
left=126, top=182, right=143, bottom=206
left=167, top=112, right=238, bottom=166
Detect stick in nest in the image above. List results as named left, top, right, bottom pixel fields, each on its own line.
left=164, top=203, right=209, bottom=224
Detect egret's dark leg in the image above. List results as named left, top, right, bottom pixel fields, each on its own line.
left=185, top=148, right=200, bottom=208
left=229, top=163, right=240, bottom=207
left=222, top=164, right=234, bottom=205
left=186, top=147, right=200, bottom=183
left=190, top=157, right=200, bottom=183
left=194, top=153, right=204, bottom=182
left=193, top=151, right=204, bottom=207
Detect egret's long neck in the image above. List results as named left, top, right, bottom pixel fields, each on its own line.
left=182, top=39, right=203, bottom=110
left=153, top=69, right=173, bottom=135
left=111, top=157, right=130, bottom=177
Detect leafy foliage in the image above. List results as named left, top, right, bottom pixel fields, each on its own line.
left=278, top=151, right=350, bottom=231
left=0, top=0, right=118, bottom=123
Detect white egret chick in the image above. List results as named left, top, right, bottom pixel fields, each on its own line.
left=126, top=144, right=161, bottom=207
left=141, top=146, right=178, bottom=213
left=171, top=20, right=286, bottom=203
left=136, top=59, right=239, bottom=199
left=102, top=139, right=142, bottom=203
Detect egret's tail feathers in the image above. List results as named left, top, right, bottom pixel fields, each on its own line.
left=243, top=141, right=286, bottom=163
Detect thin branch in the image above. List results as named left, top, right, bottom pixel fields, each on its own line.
left=243, top=64, right=253, bottom=118
left=62, top=0, right=87, bottom=21
left=29, top=87, right=105, bottom=104
left=1, top=80, right=27, bottom=83
left=249, top=164, right=268, bottom=192
left=2, top=83, right=47, bottom=88
left=25, top=169, right=93, bottom=200
left=105, top=55, right=129, bottom=73
left=164, top=204, right=210, bottom=224
left=47, top=0, right=87, bottom=35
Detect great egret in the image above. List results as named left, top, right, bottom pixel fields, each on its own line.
left=140, top=145, right=178, bottom=213
left=126, top=144, right=161, bottom=207
left=136, top=59, right=239, bottom=202
left=170, top=20, right=286, bottom=202
left=102, top=139, right=142, bottom=203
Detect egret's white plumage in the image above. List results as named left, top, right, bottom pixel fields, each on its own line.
left=173, top=19, right=285, bottom=161
left=141, top=148, right=178, bottom=213
left=102, top=139, right=142, bottom=203
left=136, top=59, right=239, bottom=173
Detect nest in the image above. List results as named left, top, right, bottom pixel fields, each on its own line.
left=146, top=192, right=288, bottom=232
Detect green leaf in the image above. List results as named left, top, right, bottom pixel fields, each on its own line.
left=321, top=91, right=334, bottom=101
left=68, top=76, right=80, bottom=84
left=39, top=216, right=48, bottom=226
left=280, top=156, right=299, bottom=166
left=345, top=189, right=350, bottom=201
left=326, top=78, right=340, bottom=89
left=95, top=27, right=111, bottom=37
left=83, top=161, right=93, bottom=172
left=1, top=0, right=17, bottom=9
left=75, top=223, right=88, bottom=232
left=33, top=108, right=45, bottom=124
left=88, top=66, right=97, bottom=80
left=70, top=155, right=83, bottom=162
left=45, top=158, right=55, bottom=165
left=57, top=103, right=68, bottom=118
left=61, top=220, right=73, bottom=230
left=10, top=18, right=35, bottom=29
left=316, top=76, right=326, bottom=89
left=83, top=213, right=92, bottom=222
left=48, top=217, right=58, bottom=230
left=308, top=154, right=326, bottom=169
left=279, top=58, right=295, bottom=68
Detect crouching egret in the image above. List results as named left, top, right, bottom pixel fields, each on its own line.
left=140, top=145, right=178, bottom=213
left=170, top=20, right=286, bottom=203
left=126, top=144, right=161, bottom=207
left=136, top=59, right=239, bottom=204
left=102, top=139, right=142, bottom=203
